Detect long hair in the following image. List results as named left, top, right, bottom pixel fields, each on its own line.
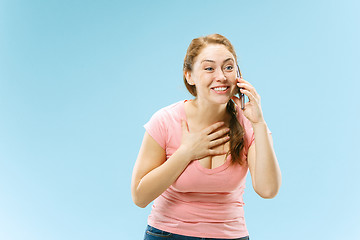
left=183, top=34, right=246, bottom=165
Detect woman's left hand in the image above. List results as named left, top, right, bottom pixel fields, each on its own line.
left=231, top=78, right=265, bottom=124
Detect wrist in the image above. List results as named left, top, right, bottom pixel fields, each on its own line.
left=251, top=120, right=267, bottom=129
left=177, top=145, right=194, bottom=163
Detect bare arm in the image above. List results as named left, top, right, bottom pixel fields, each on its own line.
left=131, top=132, right=193, bottom=208
left=131, top=121, right=230, bottom=208
left=247, top=122, right=281, bottom=199
left=233, top=77, right=281, bottom=199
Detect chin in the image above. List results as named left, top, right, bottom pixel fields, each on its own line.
left=212, top=97, right=232, bottom=105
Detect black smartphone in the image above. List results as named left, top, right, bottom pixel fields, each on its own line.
left=236, top=65, right=245, bottom=110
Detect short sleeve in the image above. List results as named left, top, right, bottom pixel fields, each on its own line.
left=144, top=109, right=168, bottom=149
left=246, top=122, right=272, bottom=149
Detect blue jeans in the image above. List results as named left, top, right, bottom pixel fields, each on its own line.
left=144, top=225, right=250, bottom=240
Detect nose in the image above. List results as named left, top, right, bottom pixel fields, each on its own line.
left=214, top=68, right=227, bottom=81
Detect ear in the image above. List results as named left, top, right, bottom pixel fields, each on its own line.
left=184, top=71, right=195, bottom=85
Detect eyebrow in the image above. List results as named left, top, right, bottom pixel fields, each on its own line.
left=201, top=58, right=234, bottom=64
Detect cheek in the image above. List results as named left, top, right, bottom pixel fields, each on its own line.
left=225, top=71, right=237, bottom=80
left=228, top=77, right=239, bottom=95
left=227, top=76, right=238, bottom=86
left=196, top=74, right=212, bottom=87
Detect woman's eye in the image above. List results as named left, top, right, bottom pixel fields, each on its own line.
left=205, top=67, right=214, bottom=71
left=225, top=65, right=234, bottom=71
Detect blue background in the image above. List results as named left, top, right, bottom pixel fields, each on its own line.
left=1, top=0, right=359, bottom=239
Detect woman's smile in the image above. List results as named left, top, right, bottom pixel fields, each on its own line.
left=211, top=86, right=230, bottom=94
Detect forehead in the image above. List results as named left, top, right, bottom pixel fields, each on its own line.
left=196, top=44, right=235, bottom=63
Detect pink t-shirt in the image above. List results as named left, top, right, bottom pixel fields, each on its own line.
left=144, top=100, right=270, bottom=239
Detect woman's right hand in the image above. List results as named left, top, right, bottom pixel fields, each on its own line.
left=180, top=120, right=230, bottom=161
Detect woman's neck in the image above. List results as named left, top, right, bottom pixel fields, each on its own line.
left=188, top=98, right=230, bottom=127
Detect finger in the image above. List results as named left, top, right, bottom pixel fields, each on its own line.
left=231, top=95, right=241, bottom=106
left=237, top=82, right=254, bottom=92
left=208, top=127, right=230, bottom=140
left=181, top=119, right=189, bottom=133
left=238, top=80, right=260, bottom=99
left=239, top=78, right=250, bottom=84
left=208, top=148, right=228, bottom=156
left=209, top=135, right=230, bottom=148
left=240, top=89, right=257, bottom=103
left=203, top=121, right=225, bottom=135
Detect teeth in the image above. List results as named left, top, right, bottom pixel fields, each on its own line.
left=214, top=87, right=227, bottom=91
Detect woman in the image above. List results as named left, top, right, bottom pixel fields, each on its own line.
left=131, top=34, right=281, bottom=240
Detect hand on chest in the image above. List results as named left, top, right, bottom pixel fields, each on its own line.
left=197, top=141, right=230, bottom=169
left=188, top=122, right=230, bottom=169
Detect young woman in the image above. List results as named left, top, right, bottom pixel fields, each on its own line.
left=131, top=34, right=281, bottom=240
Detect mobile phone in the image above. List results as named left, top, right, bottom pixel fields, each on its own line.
left=236, top=65, right=245, bottom=110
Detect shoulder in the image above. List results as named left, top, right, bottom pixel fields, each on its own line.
left=160, top=100, right=184, bottom=114
left=151, top=100, right=185, bottom=121
left=144, top=100, right=185, bottom=149
left=144, top=100, right=185, bottom=130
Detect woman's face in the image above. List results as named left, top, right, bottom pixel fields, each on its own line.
left=186, top=44, right=238, bottom=105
